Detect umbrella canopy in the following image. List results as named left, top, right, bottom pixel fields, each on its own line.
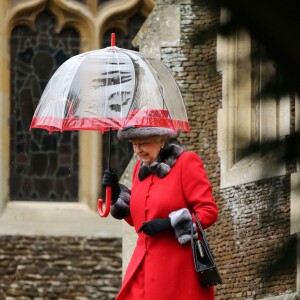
left=30, top=45, right=190, bottom=134
left=30, top=34, right=190, bottom=217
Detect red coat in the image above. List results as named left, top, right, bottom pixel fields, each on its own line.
left=116, top=151, right=218, bottom=300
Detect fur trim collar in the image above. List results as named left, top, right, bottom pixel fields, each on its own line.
left=138, top=138, right=186, bottom=180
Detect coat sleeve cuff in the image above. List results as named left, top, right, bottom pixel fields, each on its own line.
left=110, top=184, right=131, bottom=219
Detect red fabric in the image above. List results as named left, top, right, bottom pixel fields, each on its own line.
left=117, top=151, right=218, bottom=300
left=30, top=116, right=190, bottom=133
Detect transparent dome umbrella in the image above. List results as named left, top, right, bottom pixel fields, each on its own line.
left=30, top=34, right=190, bottom=217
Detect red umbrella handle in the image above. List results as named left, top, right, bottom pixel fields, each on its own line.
left=97, top=186, right=111, bottom=217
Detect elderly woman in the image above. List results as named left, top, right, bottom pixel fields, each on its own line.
left=102, top=126, right=218, bottom=300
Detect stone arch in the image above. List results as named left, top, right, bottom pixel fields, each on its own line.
left=98, top=0, right=152, bottom=46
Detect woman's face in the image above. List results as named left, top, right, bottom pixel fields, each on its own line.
left=131, top=136, right=165, bottom=164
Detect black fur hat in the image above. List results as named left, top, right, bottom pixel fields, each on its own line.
left=117, top=126, right=179, bottom=141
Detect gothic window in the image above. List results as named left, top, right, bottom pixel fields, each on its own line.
left=9, top=11, right=80, bottom=201
left=0, top=0, right=154, bottom=236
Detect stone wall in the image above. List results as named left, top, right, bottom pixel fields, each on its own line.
left=142, top=1, right=297, bottom=299
left=217, top=176, right=296, bottom=299
left=170, top=2, right=222, bottom=191
left=0, top=236, right=122, bottom=299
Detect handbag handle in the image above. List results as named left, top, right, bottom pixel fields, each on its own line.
left=193, top=213, right=209, bottom=245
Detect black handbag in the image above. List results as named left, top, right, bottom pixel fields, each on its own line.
left=191, top=213, right=222, bottom=287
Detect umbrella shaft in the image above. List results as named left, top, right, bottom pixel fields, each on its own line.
left=108, top=129, right=111, bottom=171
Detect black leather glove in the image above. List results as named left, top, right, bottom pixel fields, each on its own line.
left=138, top=218, right=173, bottom=236
left=102, top=170, right=120, bottom=202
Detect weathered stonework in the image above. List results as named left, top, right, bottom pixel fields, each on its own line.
left=218, top=176, right=296, bottom=299
left=259, top=292, right=300, bottom=300
left=0, top=236, right=122, bottom=299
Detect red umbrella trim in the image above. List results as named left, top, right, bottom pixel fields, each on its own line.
left=30, top=116, right=190, bottom=134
